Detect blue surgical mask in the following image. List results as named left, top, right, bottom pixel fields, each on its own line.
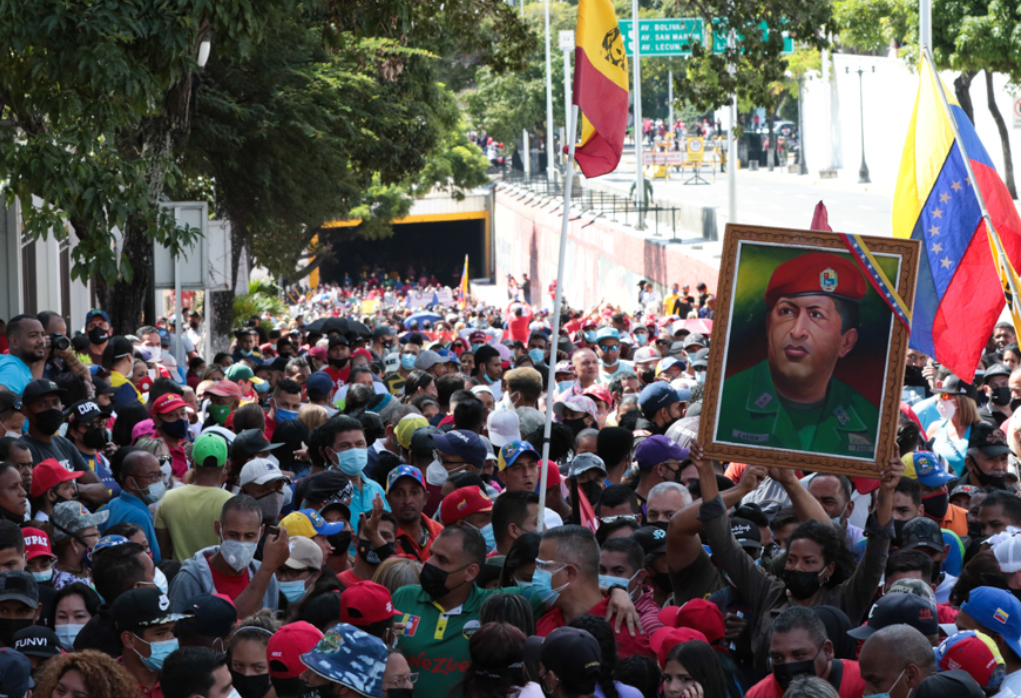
left=279, top=577, right=309, bottom=604
left=334, top=448, right=368, bottom=476
left=32, top=569, right=53, bottom=583
left=514, top=577, right=533, bottom=589
left=484, top=372, right=500, bottom=385
left=696, top=370, right=706, bottom=384
left=55, top=623, right=85, bottom=649
left=636, top=334, right=648, bottom=346
left=134, top=636, right=178, bottom=672
left=241, top=349, right=254, bottom=357
left=481, top=522, right=496, bottom=553
left=531, top=563, right=569, bottom=605
left=528, top=349, right=545, bottom=365
left=472, top=343, right=484, bottom=352
left=400, top=354, right=417, bottom=370
left=583, top=331, right=597, bottom=343
left=137, top=480, right=166, bottom=505
left=275, top=405, right=299, bottom=422
left=598, top=570, right=640, bottom=598
left=864, top=668, right=906, bottom=698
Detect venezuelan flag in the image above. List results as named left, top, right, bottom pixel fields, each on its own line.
left=893, top=54, right=1021, bottom=381
left=573, top=0, right=629, bottom=178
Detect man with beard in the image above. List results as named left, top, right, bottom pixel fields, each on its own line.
left=386, top=465, right=442, bottom=561
left=717, top=253, right=879, bottom=457
left=0, top=315, right=47, bottom=395
left=323, top=336, right=352, bottom=397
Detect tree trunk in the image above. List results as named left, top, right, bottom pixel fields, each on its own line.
left=986, top=70, right=1018, bottom=199
left=954, top=71, right=977, bottom=124
left=96, top=216, right=155, bottom=334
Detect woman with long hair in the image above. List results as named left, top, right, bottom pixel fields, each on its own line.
left=662, top=641, right=729, bottom=698
left=373, top=557, right=422, bottom=595
left=929, top=377, right=984, bottom=476
left=34, top=649, right=139, bottom=698
left=458, top=622, right=540, bottom=698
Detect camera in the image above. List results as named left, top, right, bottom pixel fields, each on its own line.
left=49, top=334, right=70, bottom=352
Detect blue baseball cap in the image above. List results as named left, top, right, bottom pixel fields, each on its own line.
left=903, top=451, right=955, bottom=488
left=0, top=648, right=33, bottom=697
left=306, top=371, right=335, bottom=402
left=659, top=356, right=687, bottom=372
left=385, top=465, right=426, bottom=494
left=85, top=309, right=110, bottom=325
left=635, top=435, right=689, bottom=470
left=595, top=327, right=620, bottom=343
left=432, top=429, right=488, bottom=469
left=960, top=587, right=1021, bottom=659
left=435, top=349, right=460, bottom=364
left=638, top=383, right=690, bottom=418
left=300, top=623, right=389, bottom=698
left=498, top=440, right=540, bottom=472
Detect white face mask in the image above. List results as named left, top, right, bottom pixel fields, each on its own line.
left=145, top=345, right=162, bottom=362
left=936, top=398, right=957, bottom=422
left=426, top=460, right=448, bottom=486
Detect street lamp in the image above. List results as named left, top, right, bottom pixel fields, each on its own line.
left=846, top=65, right=874, bottom=184
left=785, top=69, right=808, bottom=176
left=197, top=34, right=212, bottom=68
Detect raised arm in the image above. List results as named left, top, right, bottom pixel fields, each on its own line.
left=767, top=467, right=830, bottom=525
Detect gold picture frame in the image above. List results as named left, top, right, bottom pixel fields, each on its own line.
left=698, top=224, right=921, bottom=477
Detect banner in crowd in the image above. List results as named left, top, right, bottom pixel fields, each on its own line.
left=406, top=288, right=454, bottom=309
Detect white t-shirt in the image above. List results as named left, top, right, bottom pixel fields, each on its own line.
left=994, top=669, right=1021, bottom=698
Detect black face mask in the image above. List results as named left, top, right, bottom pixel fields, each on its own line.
left=968, top=521, right=984, bottom=538
left=904, top=364, right=927, bottom=387
left=579, top=481, right=602, bottom=508
left=327, top=531, right=352, bottom=556
left=82, top=427, right=108, bottom=450
left=922, top=491, right=950, bottom=520
left=652, top=571, right=672, bottom=593
left=231, top=669, right=272, bottom=698
left=0, top=618, right=33, bottom=647
left=420, top=561, right=457, bottom=600
left=772, top=652, right=821, bottom=690
left=388, top=689, right=415, bottom=698
left=34, top=409, right=65, bottom=436
left=640, top=369, right=656, bottom=385
left=356, top=539, right=395, bottom=565
left=893, top=517, right=908, bottom=543
left=271, top=677, right=324, bottom=698
left=1012, top=398, right=1021, bottom=412
left=563, top=417, right=587, bottom=437
left=972, top=462, right=1008, bottom=489
left=87, top=327, right=109, bottom=345
left=783, top=568, right=822, bottom=600
left=329, top=357, right=350, bottom=369
left=991, top=387, right=1013, bottom=406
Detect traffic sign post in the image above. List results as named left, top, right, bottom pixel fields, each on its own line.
left=1013, top=98, right=1021, bottom=129
left=619, top=18, right=703, bottom=57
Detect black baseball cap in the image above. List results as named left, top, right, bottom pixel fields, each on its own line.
left=373, top=326, right=395, bottom=339
left=632, top=524, right=668, bottom=556
left=65, top=399, right=111, bottom=427
left=303, top=471, right=352, bottom=505
left=985, top=363, right=1013, bottom=380
left=730, top=517, right=762, bottom=551
left=934, top=375, right=979, bottom=402
left=411, top=426, right=443, bottom=456
left=174, top=594, right=238, bottom=638
left=12, top=626, right=62, bottom=658
left=328, top=336, right=350, bottom=348
left=91, top=377, right=117, bottom=395
left=231, top=429, right=282, bottom=461
left=100, top=336, right=135, bottom=369
left=110, top=589, right=192, bottom=631
left=525, top=627, right=601, bottom=691
left=914, top=670, right=986, bottom=698
left=847, top=593, right=939, bottom=640
left=21, top=380, right=66, bottom=406
left=899, top=516, right=945, bottom=552
left=968, top=422, right=1014, bottom=457
left=269, top=356, right=290, bottom=373
left=0, top=571, right=38, bottom=609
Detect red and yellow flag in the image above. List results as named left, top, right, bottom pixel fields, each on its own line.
left=573, top=0, right=629, bottom=178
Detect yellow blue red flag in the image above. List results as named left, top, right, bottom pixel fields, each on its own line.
left=892, top=55, right=1021, bottom=381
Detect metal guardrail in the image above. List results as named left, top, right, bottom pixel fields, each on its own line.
left=490, top=169, right=702, bottom=241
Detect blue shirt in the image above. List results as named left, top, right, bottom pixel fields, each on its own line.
left=348, top=476, right=389, bottom=534
left=0, top=355, right=33, bottom=395
left=99, top=490, right=161, bottom=563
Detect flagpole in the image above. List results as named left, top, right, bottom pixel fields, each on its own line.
left=545, top=0, right=555, bottom=182
left=922, top=47, right=1021, bottom=323
left=538, top=103, right=580, bottom=532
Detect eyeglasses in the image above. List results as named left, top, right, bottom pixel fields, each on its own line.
left=599, top=514, right=639, bottom=525
left=385, top=674, right=418, bottom=688
left=535, top=558, right=568, bottom=574
left=597, top=344, right=620, bottom=352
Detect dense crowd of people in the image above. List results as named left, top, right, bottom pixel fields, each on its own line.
left=0, top=277, right=1018, bottom=698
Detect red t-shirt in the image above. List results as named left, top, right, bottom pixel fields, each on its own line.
left=746, top=660, right=865, bottom=698
left=536, top=597, right=653, bottom=659
left=508, top=314, right=532, bottom=343
left=323, top=365, right=351, bottom=399
left=209, top=564, right=250, bottom=602
left=338, top=569, right=364, bottom=588
left=264, top=414, right=278, bottom=442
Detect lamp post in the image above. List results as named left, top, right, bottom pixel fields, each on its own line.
left=847, top=65, right=873, bottom=184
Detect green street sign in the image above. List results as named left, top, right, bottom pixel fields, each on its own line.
left=711, top=21, right=794, bottom=54
left=618, top=18, right=704, bottom=57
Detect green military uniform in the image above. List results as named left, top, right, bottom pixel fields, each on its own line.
left=393, top=584, right=544, bottom=698
left=715, top=360, right=879, bottom=457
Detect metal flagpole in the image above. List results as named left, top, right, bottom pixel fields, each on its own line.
left=727, top=29, right=737, bottom=224
left=922, top=46, right=1021, bottom=316
left=538, top=104, right=580, bottom=530
left=631, top=1, right=645, bottom=229
left=545, top=0, right=555, bottom=182
left=919, top=0, right=932, bottom=52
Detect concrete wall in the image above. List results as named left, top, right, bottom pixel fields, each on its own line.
left=493, top=189, right=719, bottom=312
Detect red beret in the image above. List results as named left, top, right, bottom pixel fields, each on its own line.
left=764, top=252, right=867, bottom=307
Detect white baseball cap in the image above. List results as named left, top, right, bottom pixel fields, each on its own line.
left=240, top=458, right=291, bottom=487
left=994, top=531, right=1021, bottom=573
left=487, top=409, right=521, bottom=448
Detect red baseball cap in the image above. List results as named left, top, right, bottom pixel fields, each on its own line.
left=206, top=381, right=243, bottom=398
left=351, top=348, right=373, bottom=362
left=267, top=621, right=323, bottom=679
left=309, top=346, right=329, bottom=363
left=651, top=627, right=708, bottom=669
left=658, top=598, right=725, bottom=645
left=21, top=527, right=55, bottom=561
left=543, top=459, right=562, bottom=488
left=151, top=393, right=188, bottom=415
left=339, top=581, right=402, bottom=627
left=30, top=459, right=83, bottom=498
left=441, top=486, right=494, bottom=525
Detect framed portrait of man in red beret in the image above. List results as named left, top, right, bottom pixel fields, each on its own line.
left=699, top=224, right=921, bottom=476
